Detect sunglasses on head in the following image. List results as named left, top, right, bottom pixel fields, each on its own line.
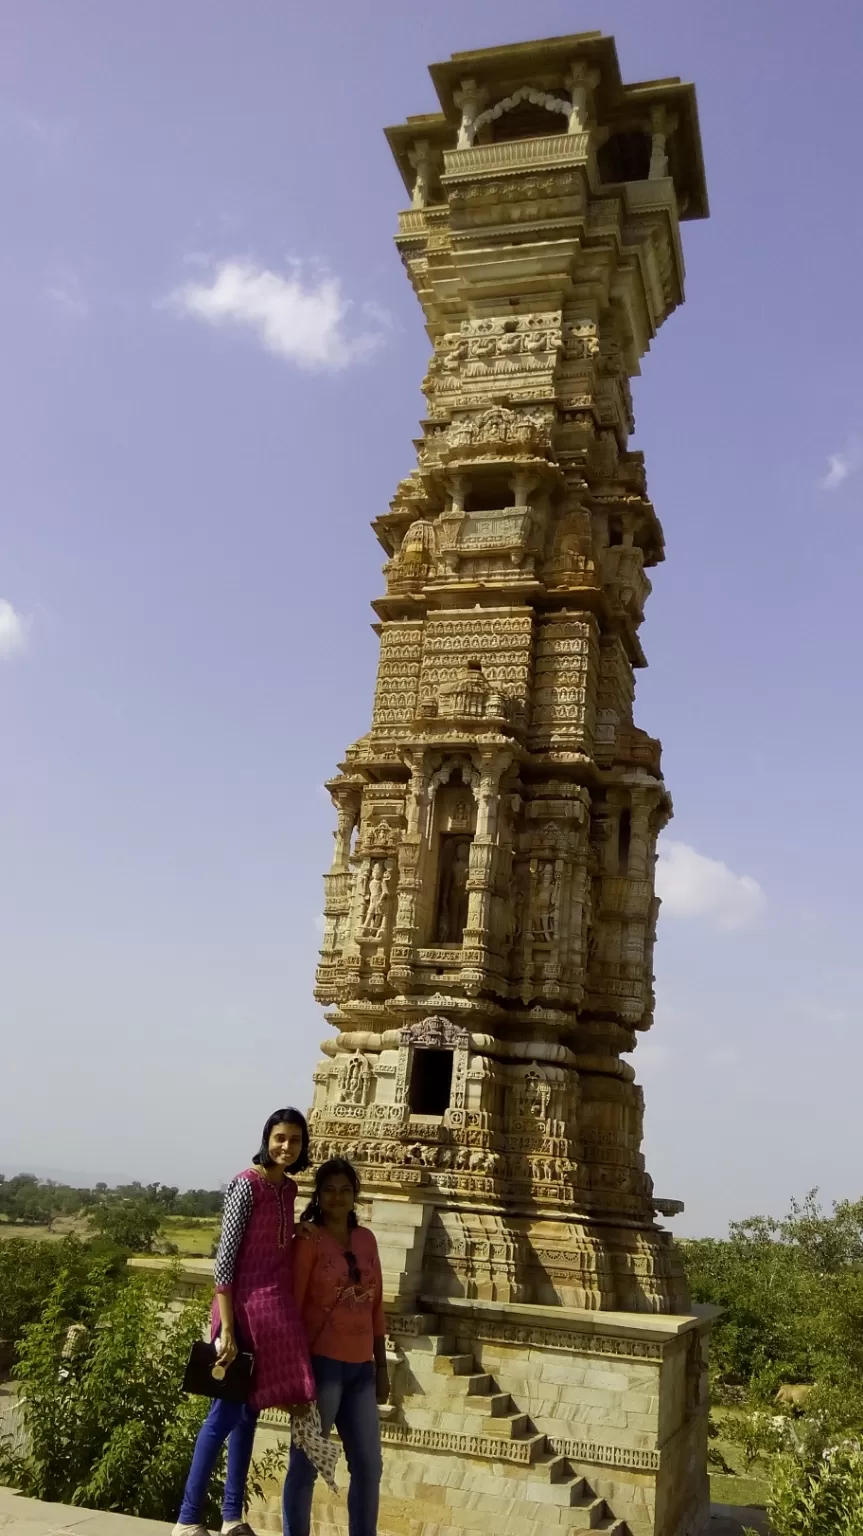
left=344, top=1250, right=361, bottom=1285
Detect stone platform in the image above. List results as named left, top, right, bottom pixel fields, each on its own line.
left=0, top=1490, right=770, bottom=1535
left=249, top=1300, right=716, bottom=1536
left=0, top=1488, right=168, bottom=1533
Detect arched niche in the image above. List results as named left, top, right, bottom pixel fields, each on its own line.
left=474, top=85, right=571, bottom=145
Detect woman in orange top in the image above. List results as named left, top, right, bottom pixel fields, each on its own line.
left=283, top=1158, right=388, bottom=1536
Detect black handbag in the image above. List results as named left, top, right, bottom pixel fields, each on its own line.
left=181, top=1339, right=254, bottom=1403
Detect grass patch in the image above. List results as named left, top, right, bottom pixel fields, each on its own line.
left=161, top=1216, right=220, bottom=1257
left=710, top=1471, right=769, bottom=1508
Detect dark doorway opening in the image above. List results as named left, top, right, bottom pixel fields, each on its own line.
left=409, top=1049, right=454, bottom=1115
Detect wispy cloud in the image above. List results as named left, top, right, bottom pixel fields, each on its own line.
left=7, top=107, right=70, bottom=150
left=169, top=259, right=386, bottom=371
left=656, top=839, right=765, bottom=931
left=0, top=599, right=30, bottom=660
left=46, top=282, right=88, bottom=319
left=820, top=433, right=863, bottom=490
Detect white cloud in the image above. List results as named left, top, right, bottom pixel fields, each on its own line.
left=656, top=839, right=765, bottom=931
left=46, top=284, right=88, bottom=318
left=820, top=433, right=863, bottom=489
left=170, top=259, right=385, bottom=371
left=314, top=913, right=327, bottom=934
left=0, top=599, right=29, bottom=660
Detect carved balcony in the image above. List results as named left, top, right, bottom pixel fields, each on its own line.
left=323, top=872, right=354, bottom=910
left=601, top=545, right=652, bottom=621
left=441, top=131, right=590, bottom=183
left=598, top=876, right=653, bottom=921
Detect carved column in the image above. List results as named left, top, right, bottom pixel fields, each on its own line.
left=464, top=751, right=511, bottom=958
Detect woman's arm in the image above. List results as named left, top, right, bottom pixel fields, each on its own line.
left=368, top=1232, right=389, bottom=1404
left=212, top=1175, right=253, bottom=1365
left=292, top=1226, right=316, bottom=1314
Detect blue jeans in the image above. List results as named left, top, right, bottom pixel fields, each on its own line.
left=282, top=1356, right=382, bottom=1536
left=177, top=1397, right=259, bottom=1524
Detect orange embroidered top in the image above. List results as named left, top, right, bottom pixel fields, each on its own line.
left=292, top=1225, right=386, bottom=1364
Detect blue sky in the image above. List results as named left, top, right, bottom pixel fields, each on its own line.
left=2, top=0, right=862, bottom=1235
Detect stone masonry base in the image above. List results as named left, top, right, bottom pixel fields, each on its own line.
left=249, top=1299, right=714, bottom=1536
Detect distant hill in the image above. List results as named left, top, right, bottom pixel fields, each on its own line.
left=0, top=1164, right=135, bottom=1187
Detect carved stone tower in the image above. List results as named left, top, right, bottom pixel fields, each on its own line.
left=299, top=33, right=712, bottom=1536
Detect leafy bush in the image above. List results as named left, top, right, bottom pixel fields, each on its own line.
left=0, top=1257, right=221, bottom=1524
left=682, top=1191, right=863, bottom=1418
left=0, top=1238, right=124, bottom=1357
left=761, top=1443, right=863, bottom=1536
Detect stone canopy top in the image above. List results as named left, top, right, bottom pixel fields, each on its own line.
left=385, top=30, right=708, bottom=223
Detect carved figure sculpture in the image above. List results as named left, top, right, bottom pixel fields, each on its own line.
left=361, top=860, right=390, bottom=938
left=534, top=860, right=556, bottom=940
left=435, top=840, right=471, bottom=942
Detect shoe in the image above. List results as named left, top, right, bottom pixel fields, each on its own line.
left=171, top=1526, right=209, bottom=1535
left=222, top=1525, right=258, bottom=1536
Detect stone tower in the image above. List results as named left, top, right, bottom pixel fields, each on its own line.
left=301, top=33, right=712, bottom=1536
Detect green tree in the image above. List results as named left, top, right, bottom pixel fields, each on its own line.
left=88, top=1199, right=162, bottom=1253
left=0, top=1238, right=125, bottom=1358
left=0, top=1261, right=221, bottom=1524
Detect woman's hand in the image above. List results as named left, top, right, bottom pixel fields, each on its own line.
left=296, top=1220, right=321, bottom=1243
left=375, top=1365, right=390, bottom=1406
left=216, top=1327, right=238, bottom=1368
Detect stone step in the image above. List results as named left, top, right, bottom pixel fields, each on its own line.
left=412, top=1333, right=457, bottom=1356
left=592, top=1519, right=630, bottom=1534
left=530, top=1452, right=573, bottom=1483
left=512, top=1431, right=549, bottom=1463
left=433, top=1353, right=477, bottom=1376
left=459, top=1372, right=494, bottom=1395
left=463, top=1391, right=512, bottom=1416
left=478, top=1413, right=530, bottom=1439
left=392, top=1331, right=455, bottom=1356
left=561, top=1493, right=614, bottom=1525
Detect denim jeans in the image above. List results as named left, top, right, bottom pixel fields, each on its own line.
left=282, top=1356, right=382, bottom=1536
left=177, top=1397, right=259, bottom=1525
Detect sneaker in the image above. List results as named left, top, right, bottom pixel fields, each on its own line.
left=222, top=1525, right=258, bottom=1536
left=171, top=1526, right=209, bottom=1536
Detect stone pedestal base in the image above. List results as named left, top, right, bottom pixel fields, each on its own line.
left=250, top=1299, right=713, bottom=1536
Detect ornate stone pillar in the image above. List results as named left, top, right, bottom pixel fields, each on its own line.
left=566, top=61, right=599, bottom=133
left=453, top=78, right=487, bottom=147
left=409, top=139, right=431, bottom=208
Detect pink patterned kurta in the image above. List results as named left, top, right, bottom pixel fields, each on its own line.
left=212, top=1167, right=315, bottom=1412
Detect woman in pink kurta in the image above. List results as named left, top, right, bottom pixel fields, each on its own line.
left=174, top=1108, right=316, bottom=1536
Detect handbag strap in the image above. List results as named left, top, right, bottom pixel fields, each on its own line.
left=308, top=1288, right=347, bottom=1350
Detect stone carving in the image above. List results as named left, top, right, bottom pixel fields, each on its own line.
left=340, top=1052, right=371, bottom=1107
left=403, top=1015, right=470, bottom=1050
left=430, top=405, right=554, bottom=463
left=533, top=860, right=557, bottom=940
left=359, top=859, right=392, bottom=938
left=435, top=838, right=471, bottom=942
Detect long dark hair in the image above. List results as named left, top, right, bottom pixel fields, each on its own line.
left=301, top=1157, right=360, bottom=1228
left=252, top=1107, right=310, bottom=1173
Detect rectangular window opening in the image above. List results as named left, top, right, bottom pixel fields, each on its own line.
left=409, top=1048, right=454, bottom=1116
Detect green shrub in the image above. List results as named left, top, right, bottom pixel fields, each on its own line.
left=763, top=1443, right=863, bottom=1536
left=0, top=1238, right=124, bottom=1357
left=0, top=1258, right=221, bottom=1525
